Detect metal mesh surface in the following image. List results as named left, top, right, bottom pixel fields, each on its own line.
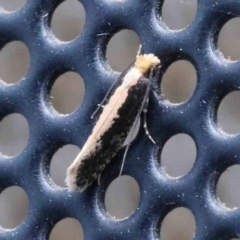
left=0, top=0, right=240, bottom=239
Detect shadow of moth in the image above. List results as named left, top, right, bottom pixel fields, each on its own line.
left=66, top=54, right=160, bottom=191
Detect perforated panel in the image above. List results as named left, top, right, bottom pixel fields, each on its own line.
left=0, top=0, right=240, bottom=239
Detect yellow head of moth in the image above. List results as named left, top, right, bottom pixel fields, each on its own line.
left=134, top=54, right=160, bottom=74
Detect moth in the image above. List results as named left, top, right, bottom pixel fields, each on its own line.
left=66, top=53, right=160, bottom=191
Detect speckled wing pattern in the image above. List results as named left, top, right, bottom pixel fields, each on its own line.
left=66, top=54, right=160, bottom=191
left=75, top=76, right=148, bottom=190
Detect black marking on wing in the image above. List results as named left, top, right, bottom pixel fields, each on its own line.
left=93, top=62, right=136, bottom=119
left=75, top=76, right=149, bottom=190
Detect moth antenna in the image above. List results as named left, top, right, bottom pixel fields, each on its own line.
left=91, top=80, right=117, bottom=119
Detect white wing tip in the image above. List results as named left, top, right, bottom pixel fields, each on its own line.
left=65, top=165, right=78, bottom=191
left=65, top=166, right=88, bottom=192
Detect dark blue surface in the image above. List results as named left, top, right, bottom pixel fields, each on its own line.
left=0, top=0, right=240, bottom=239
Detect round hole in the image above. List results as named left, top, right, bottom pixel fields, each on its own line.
left=51, top=0, right=85, bottom=42
left=50, top=72, right=85, bottom=114
left=218, top=18, right=240, bottom=61
left=0, top=186, right=28, bottom=229
left=217, top=165, right=240, bottom=209
left=106, top=30, right=140, bottom=72
left=0, top=41, right=30, bottom=84
left=105, top=175, right=140, bottom=220
left=217, top=91, right=240, bottom=135
left=161, top=0, right=197, bottom=30
left=160, top=207, right=196, bottom=240
left=0, top=0, right=26, bottom=12
left=50, top=145, right=80, bottom=188
left=0, top=113, right=29, bottom=157
left=161, top=134, right=196, bottom=178
left=161, top=60, right=197, bottom=103
left=49, top=218, right=84, bottom=240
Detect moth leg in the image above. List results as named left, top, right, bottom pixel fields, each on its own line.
left=143, top=96, right=156, bottom=144
left=97, top=104, right=105, bottom=109
left=136, top=44, right=142, bottom=58
left=98, top=173, right=102, bottom=185
left=143, top=100, right=156, bottom=144
left=150, top=64, right=161, bottom=95
left=91, top=80, right=117, bottom=119
left=119, top=115, right=140, bottom=177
